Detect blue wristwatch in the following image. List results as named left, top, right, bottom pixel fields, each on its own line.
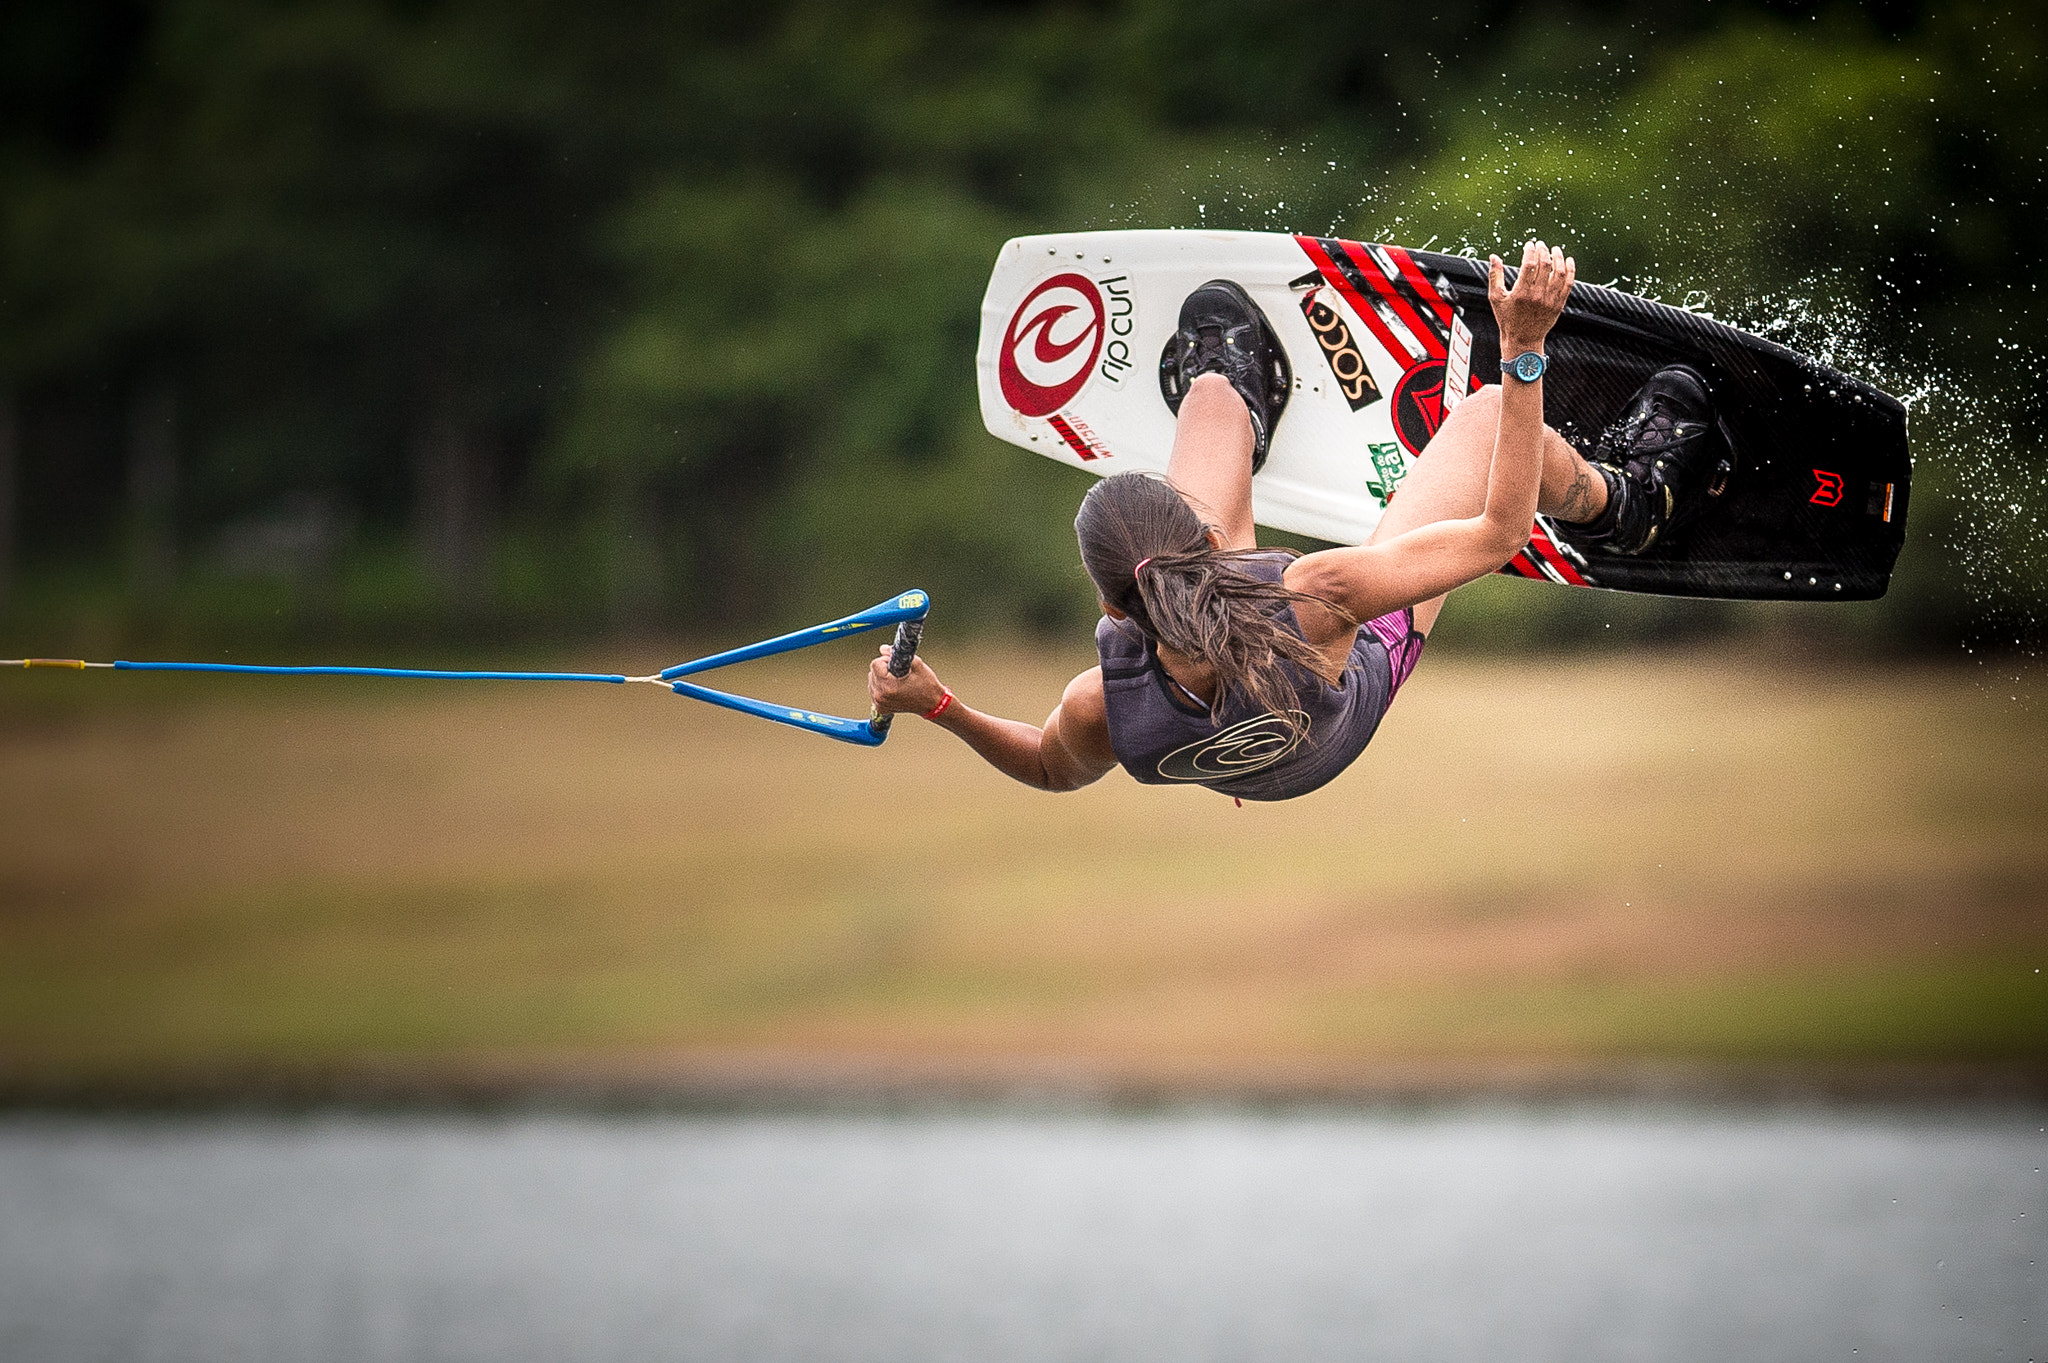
left=1501, top=350, right=1548, bottom=383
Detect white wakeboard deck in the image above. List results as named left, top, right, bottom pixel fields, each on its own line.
left=976, top=229, right=1461, bottom=547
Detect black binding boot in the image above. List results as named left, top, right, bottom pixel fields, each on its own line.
left=1158, top=280, right=1291, bottom=472
left=1564, top=365, right=1732, bottom=554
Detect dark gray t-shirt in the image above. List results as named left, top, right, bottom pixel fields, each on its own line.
left=1094, top=554, right=1395, bottom=802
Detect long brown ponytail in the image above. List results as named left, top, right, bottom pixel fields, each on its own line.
left=1075, top=472, right=1353, bottom=732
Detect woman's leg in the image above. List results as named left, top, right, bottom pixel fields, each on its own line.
left=1370, top=384, right=1607, bottom=634
left=1164, top=373, right=1258, bottom=550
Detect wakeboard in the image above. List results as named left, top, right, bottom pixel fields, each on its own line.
left=975, top=230, right=1909, bottom=600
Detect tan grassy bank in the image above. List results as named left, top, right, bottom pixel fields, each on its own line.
left=1, top=644, right=2043, bottom=1102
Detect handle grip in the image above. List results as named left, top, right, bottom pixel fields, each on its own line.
left=866, top=619, right=925, bottom=739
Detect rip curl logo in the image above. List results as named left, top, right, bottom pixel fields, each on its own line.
left=999, top=273, right=1105, bottom=417
left=1155, top=711, right=1310, bottom=783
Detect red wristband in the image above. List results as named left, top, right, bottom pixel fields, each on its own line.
left=922, top=686, right=955, bottom=721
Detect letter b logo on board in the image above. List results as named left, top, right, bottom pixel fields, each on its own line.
left=999, top=273, right=1105, bottom=417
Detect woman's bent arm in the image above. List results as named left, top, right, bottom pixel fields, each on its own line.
left=1286, top=241, right=1575, bottom=629
left=868, top=653, right=1119, bottom=792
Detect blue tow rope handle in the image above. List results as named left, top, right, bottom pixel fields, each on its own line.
left=662, top=589, right=930, bottom=747
left=15, top=590, right=933, bottom=750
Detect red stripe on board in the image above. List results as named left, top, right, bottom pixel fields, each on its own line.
left=1523, top=523, right=1589, bottom=587
left=1338, top=240, right=1444, bottom=358
left=1046, top=413, right=1099, bottom=461
left=1293, top=235, right=1418, bottom=365
left=1383, top=245, right=1456, bottom=329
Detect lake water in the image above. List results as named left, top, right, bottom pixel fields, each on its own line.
left=0, top=1104, right=2041, bottom=1362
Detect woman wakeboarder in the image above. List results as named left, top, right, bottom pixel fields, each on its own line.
left=868, top=240, right=1726, bottom=800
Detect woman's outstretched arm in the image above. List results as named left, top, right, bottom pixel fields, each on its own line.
left=868, top=651, right=1119, bottom=792
left=1284, top=240, right=1576, bottom=630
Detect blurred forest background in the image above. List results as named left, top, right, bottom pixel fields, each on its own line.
left=3, top=1, right=2045, bottom=1096
left=1, top=0, right=2042, bottom=658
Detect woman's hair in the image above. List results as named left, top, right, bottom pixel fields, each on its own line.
left=1075, top=472, right=1354, bottom=730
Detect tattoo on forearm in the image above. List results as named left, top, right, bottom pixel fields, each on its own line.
left=1558, top=464, right=1597, bottom=523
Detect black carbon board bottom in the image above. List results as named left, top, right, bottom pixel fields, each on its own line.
left=1410, top=249, right=1910, bottom=602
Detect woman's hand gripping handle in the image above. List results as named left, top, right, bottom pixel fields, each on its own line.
left=865, top=621, right=926, bottom=739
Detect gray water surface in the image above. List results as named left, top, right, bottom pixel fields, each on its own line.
left=0, top=1105, right=2041, bottom=1363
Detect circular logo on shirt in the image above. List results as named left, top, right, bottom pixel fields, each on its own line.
left=1155, top=711, right=1310, bottom=783
left=998, top=273, right=1106, bottom=417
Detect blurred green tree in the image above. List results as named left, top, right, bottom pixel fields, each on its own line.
left=1360, top=4, right=2044, bottom=648
left=0, top=0, right=2036, bottom=651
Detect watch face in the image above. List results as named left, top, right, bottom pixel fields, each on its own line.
left=1513, top=351, right=1546, bottom=382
